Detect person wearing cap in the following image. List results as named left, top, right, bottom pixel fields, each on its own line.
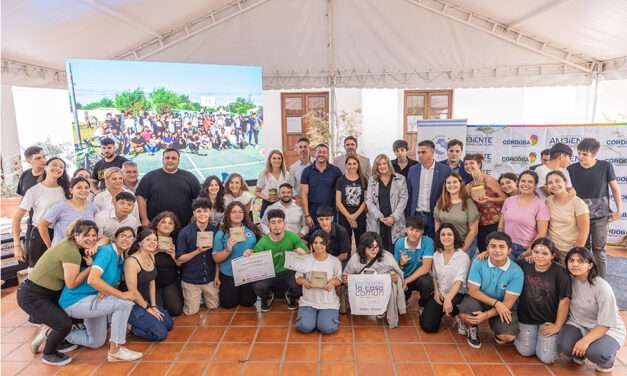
left=535, top=143, right=574, bottom=199
left=91, top=137, right=128, bottom=191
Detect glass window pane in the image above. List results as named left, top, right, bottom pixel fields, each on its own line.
left=407, top=95, right=425, bottom=117
left=430, top=95, right=449, bottom=119
left=285, top=97, right=303, bottom=111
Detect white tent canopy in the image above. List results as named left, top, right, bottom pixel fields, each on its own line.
left=2, top=0, right=627, bottom=90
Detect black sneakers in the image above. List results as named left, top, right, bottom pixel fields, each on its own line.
left=285, top=292, right=298, bottom=311
left=57, top=340, right=79, bottom=354
left=466, top=325, right=482, bottom=349
left=261, top=293, right=275, bottom=312
left=42, top=352, right=72, bottom=366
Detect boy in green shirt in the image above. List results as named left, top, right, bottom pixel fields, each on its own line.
left=244, top=209, right=307, bottom=311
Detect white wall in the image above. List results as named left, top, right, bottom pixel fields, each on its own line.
left=262, top=90, right=283, bottom=156
left=361, top=89, right=403, bottom=161
left=1, top=85, right=21, bottom=184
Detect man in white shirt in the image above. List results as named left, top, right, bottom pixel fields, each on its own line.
left=288, top=137, right=313, bottom=199
left=535, top=143, right=574, bottom=199
left=121, top=161, right=139, bottom=193
left=333, top=136, right=371, bottom=180
left=260, top=183, right=308, bottom=237
left=95, top=191, right=140, bottom=238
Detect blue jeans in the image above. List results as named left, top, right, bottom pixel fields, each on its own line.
left=558, top=324, right=620, bottom=369
left=514, top=323, right=560, bottom=364
left=511, top=243, right=526, bottom=261
left=65, top=295, right=134, bottom=347
left=296, top=306, right=339, bottom=334
left=465, top=237, right=479, bottom=259
left=128, top=304, right=173, bottom=341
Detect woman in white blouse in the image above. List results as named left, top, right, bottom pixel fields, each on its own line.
left=93, top=167, right=139, bottom=220
left=256, top=150, right=289, bottom=218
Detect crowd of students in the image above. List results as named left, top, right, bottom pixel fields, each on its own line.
left=10, top=134, right=625, bottom=372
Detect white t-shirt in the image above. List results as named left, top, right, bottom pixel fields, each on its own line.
left=536, top=165, right=572, bottom=199
left=95, top=207, right=141, bottom=238
left=296, top=253, right=342, bottom=310
left=432, top=249, right=470, bottom=296
left=224, top=191, right=254, bottom=207
left=94, top=189, right=139, bottom=221
left=256, top=171, right=290, bottom=198
left=19, top=183, right=66, bottom=224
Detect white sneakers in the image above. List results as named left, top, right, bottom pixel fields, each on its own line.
left=31, top=325, right=50, bottom=353
left=455, top=316, right=467, bottom=336
left=107, top=346, right=143, bottom=362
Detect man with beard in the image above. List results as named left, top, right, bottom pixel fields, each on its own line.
left=91, top=137, right=127, bottom=191
left=259, top=183, right=309, bottom=237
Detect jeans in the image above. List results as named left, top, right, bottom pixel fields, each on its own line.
left=458, top=295, right=519, bottom=336
left=511, top=243, right=527, bottom=261
left=17, top=280, right=72, bottom=355
left=64, top=294, right=134, bottom=348
left=296, top=306, right=339, bottom=334
left=514, top=322, right=560, bottom=364
left=587, top=217, right=608, bottom=278
left=558, top=324, right=620, bottom=369
left=156, top=282, right=183, bottom=316
left=219, top=273, right=257, bottom=309
left=465, top=238, right=479, bottom=260
left=404, top=274, right=434, bottom=307
left=128, top=304, right=173, bottom=341
left=419, top=293, right=464, bottom=333
left=252, top=270, right=301, bottom=301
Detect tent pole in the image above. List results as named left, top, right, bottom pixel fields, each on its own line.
left=591, top=69, right=600, bottom=123
left=327, top=0, right=337, bottom=157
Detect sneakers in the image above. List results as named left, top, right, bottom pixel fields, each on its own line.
left=107, top=346, right=143, bottom=362
left=455, top=316, right=468, bottom=336
left=57, top=340, right=79, bottom=354
left=596, top=365, right=613, bottom=373
left=31, top=325, right=50, bottom=354
left=572, top=357, right=585, bottom=365
left=261, top=293, right=275, bottom=312
left=41, top=352, right=72, bottom=366
left=466, top=325, right=481, bottom=349
left=494, top=335, right=507, bottom=345
left=285, top=292, right=298, bottom=311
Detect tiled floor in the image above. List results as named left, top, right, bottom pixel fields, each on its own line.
left=1, top=288, right=626, bottom=376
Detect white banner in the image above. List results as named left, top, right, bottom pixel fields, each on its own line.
left=416, top=119, right=468, bottom=161
left=347, top=274, right=392, bottom=315
left=465, top=123, right=627, bottom=244
left=232, top=251, right=276, bottom=286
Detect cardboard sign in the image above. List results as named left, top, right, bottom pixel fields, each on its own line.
left=230, top=227, right=246, bottom=242
left=197, top=231, right=213, bottom=248
left=470, top=184, right=486, bottom=201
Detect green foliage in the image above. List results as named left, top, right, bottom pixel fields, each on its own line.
left=227, top=97, right=256, bottom=115
left=114, top=89, right=149, bottom=115
left=81, top=97, right=114, bottom=110
left=149, top=88, right=180, bottom=114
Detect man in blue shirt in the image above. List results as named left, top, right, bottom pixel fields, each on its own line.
left=393, top=217, right=434, bottom=307
left=458, top=231, right=524, bottom=349
left=300, top=144, right=343, bottom=227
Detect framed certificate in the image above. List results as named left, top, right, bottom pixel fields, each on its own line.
left=230, top=227, right=246, bottom=242
left=197, top=231, right=213, bottom=248
left=232, top=251, right=276, bottom=286
left=309, top=271, right=328, bottom=288
left=158, top=236, right=174, bottom=252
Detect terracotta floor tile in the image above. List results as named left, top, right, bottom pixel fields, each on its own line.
left=390, top=343, right=428, bottom=362
left=74, top=346, right=109, bottom=361
left=387, top=326, right=420, bottom=342
left=0, top=326, right=38, bottom=344
left=425, top=343, right=465, bottom=362
left=11, top=361, right=58, bottom=376
left=242, top=361, right=280, bottom=376
left=352, top=315, right=383, bottom=326
left=416, top=326, right=456, bottom=343
left=56, top=360, right=101, bottom=376
left=256, top=327, right=288, bottom=342
left=356, top=362, right=395, bottom=376
left=124, top=342, right=152, bottom=353
left=339, top=314, right=352, bottom=325
left=281, top=362, right=317, bottom=375
left=248, top=343, right=284, bottom=361
left=205, top=362, right=241, bottom=376
left=321, top=326, right=353, bottom=343
left=259, top=312, right=292, bottom=326
left=178, top=343, right=216, bottom=361
left=143, top=342, right=184, bottom=361
left=169, top=361, right=209, bottom=376
left=129, top=362, right=170, bottom=376
left=319, top=361, right=356, bottom=376
left=92, top=362, right=137, bottom=376
left=163, top=326, right=194, bottom=342
left=397, top=314, right=416, bottom=326
left=321, top=344, right=354, bottom=362
left=355, top=344, right=391, bottom=363
left=549, top=361, right=597, bottom=375
left=231, top=313, right=259, bottom=326
left=1, top=342, right=22, bottom=359
left=6, top=342, right=36, bottom=362
left=173, top=313, right=200, bottom=326
left=496, top=345, right=541, bottom=364
left=354, top=326, right=386, bottom=343
left=0, top=361, right=29, bottom=376
left=509, top=364, right=552, bottom=375
left=223, top=326, right=257, bottom=342
left=285, top=343, right=319, bottom=362
left=395, top=363, right=435, bottom=376
left=0, top=309, right=29, bottom=327
left=460, top=344, right=504, bottom=363
left=201, top=312, right=235, bottom=326
left=213, top=343, right=250, bottom=362
left=288, top=327, right=320, bottom=343
left=432, top=364, right=474, bottom=376
left=189, top=327, right=224, bottom=342
left=471, top=364, right=513, bottom=376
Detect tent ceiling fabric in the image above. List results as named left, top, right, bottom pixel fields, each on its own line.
left=2, top=0, right=627, bottom=90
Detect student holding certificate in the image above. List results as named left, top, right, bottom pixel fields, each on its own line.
left=294, top=230, right=342, bottom=334
left=244, top=209, right=308, bottom=312
left=176, top=198, right=219, bottom=315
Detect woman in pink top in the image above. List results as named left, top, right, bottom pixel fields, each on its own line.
left=499, top=170, right=550, bottom=260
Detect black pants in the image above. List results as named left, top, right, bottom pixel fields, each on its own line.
left=27, top=227, right=53, bottom=267
left=219, top=273, right=257, bottom=309
left=252, top=270, right=301, bottom=301
left=156, top=282, right=184, bottom=316
left=17, top=280, right=72, bottom=355
left=477, top=223, right=499, bottom=252
left=338, top=212, right=366, bottom=246
left=405, top=274, right=434, bottom=307
left=419, top=293, right=464, bottom=333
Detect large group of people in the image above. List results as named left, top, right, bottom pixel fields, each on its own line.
left=86, top=109, right=263, bottom=158
left=10, top=134, right=625, bottom=373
